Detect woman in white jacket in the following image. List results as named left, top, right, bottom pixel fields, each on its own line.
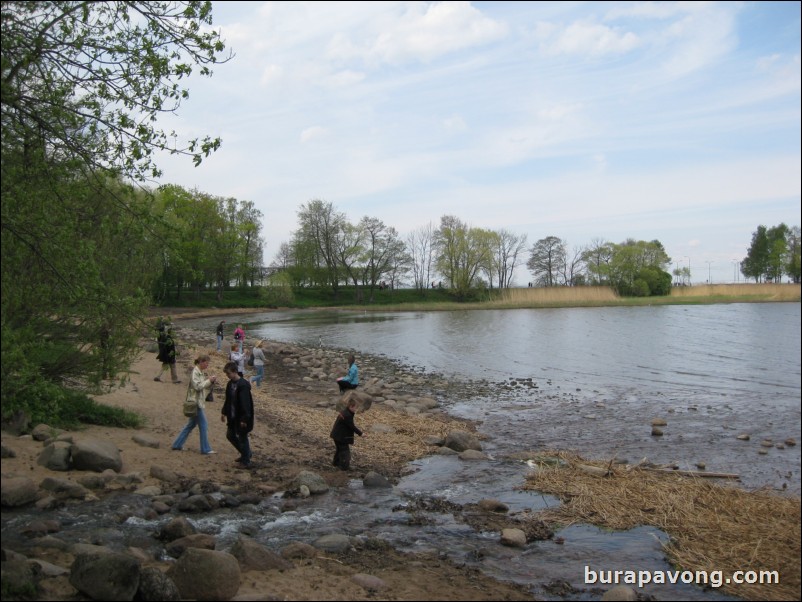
left=171, top=354, right=218, bottom=454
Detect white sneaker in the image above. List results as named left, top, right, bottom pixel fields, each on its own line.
left=203, top=451, right=217, bottom=455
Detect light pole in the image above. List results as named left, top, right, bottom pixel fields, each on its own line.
left=732, top=259, right=739, bottom=283
left=705, top=260, right=714, bottom=284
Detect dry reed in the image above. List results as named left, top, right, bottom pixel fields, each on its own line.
left=524, top=451, right=801, bottom=601
left=670, top=283, right=800, bottom=300
left=495, top=286, right=619, bottom=306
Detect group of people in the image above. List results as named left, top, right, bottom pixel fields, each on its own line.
left=164, top=318, right=365, bottom=471
left=171, top=354, right=255, bottom=469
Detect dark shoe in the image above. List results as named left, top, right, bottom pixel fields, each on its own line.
left=172, top=380, right=182, bottom=384
left=154, top=377, right=161, bottom=382
left=235, top=462, right=252, bottom=470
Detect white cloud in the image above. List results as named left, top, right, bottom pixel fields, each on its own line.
left=535, top=20, right=640, bottom=56
left=331, top=1, right=508, bottom=66
left=300, top=126, right=328, bottom=143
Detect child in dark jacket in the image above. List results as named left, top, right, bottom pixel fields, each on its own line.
left=330, top=398, right=365, bottom=470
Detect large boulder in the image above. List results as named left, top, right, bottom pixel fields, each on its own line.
left=292, top=471, right=328, bottom=495
left=37, top=441, right=72, bottom=471
left=136, top=567, right=180, bottom=601
left=157, top=516, right=197, bottom=542
left=1, top=477, right=38, bottom=508
left=70, top=439, right=123, bottom=473
left=336, top=389, right=373, bottom=413
left=229, top=536, right=293, bottom=571
left=69, top=552, right=141, bottom=601
left=444, top=431, right=482, bottom=452
left=167, top=548, right=241, bottom=601
left=165, top=534, right=216, bottom=558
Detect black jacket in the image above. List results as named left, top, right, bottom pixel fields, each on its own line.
left=222, top=377, right=254, bottom=433
left=330, top=407, right=362, bottom=444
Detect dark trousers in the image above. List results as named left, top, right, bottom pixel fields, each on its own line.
left=226, top=425, right=252, bottom=466
left=332, top=441, right=351, bottom=470
left=338, top=381, right=358, bottom=394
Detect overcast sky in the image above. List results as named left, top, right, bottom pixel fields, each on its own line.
left=153, top=1, right=801, bottom=285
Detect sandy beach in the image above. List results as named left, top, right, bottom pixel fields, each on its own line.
left=0, top=313, right=540, bottom=601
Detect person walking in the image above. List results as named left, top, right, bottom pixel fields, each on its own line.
left=233, top=324, right=245, bottom=353
left=172, top=354, right=217, bottom=455
left=250, top=340, right=266, bottom=387
left=154, top=326, right=181, bottom=383
left=220, top=361, right=254, bottom=469
left=336, top=354, right=359, bottom=394
left=330, top=397, right=365, bottom=471
left=229, top=342, right=246, bottom=377
left=215, top=320, right=226, bottom=352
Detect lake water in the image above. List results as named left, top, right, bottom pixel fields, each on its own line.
left=226, top=302, right=801, bottom=492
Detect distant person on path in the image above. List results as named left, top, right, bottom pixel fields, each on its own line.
left=336, top=354, right=359, bottom=394
left=229, top=343, right=246, bottom=378
left=233, top=324, right=246, bottom=352
left=221, top=361, right=254, bottom=469
left=215, top=320, right=226, bottom=351
left=172, top=354, right=217, bottom=455
left=154, top=326, right=181, bottom=383
left=330, top=397, right=365, bottom=471
left=250, top=340, right=266, bottom=387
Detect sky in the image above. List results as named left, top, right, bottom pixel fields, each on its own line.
left=153, top=1, right=801, bottom=285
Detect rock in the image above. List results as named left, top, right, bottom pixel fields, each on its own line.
left=443, top=431, right=482, bottom=452
left=134, top=485, right=162, bottom=497
left=298, top=485, right=311, bottom=498
left=478, top=499, right=509, bottom=513
left=602, top=585, right=639, bottom=600
left=651, top=426, right=664, bottom=436
left=157, top=516, right=197, bottom=542
left=36, top=441, right=72, bottom=471
left=69, top=551, right=141, bottom=601
left=166, top=533, right=216, bottom=558
left=736, top=434, right=751, bottom=441
left=337, top=389, right=374, bottom=413
left=434, top=446, right=459, bottom=456
left=1, top=477, right=38, bottom=507
left=292, top=470, right=329, bottom=495
left=39, top=477, right=89, bottom=500
left=150, top=464, right=181, bottom=483
left=281, top=542, right=318, bottom=560
left=313, top=533, right=351, bottom=554
left=177, top=494, right=215, bottom=513
left=167, top=548, right=241, bottom=601
left=363, top=471, right=392, bottom=488
left=352, top=573, right=388, bottom=592
left=31, top=423, right=59, bottom=442
left=785, top=438, right=797, bottom=446
left=758, top=449, right=768, bottom=455
left=695, top=462, right=706, bottom=470
left=70, top=438, right=123, bottom=473
left=500, top=528, right=527, bottom=548
left=760, top=440, right=773, bottom=448
left=1, top=444, right=18, bottom=458
left=132, top=433, right=161, bottom=449
left=229, top=535, right=293, bottom=571
left=137, top=566, right=181, bottom=601
left=651, top=418, right=667, bottom=426
left=78, top=473, right=113, bottom=489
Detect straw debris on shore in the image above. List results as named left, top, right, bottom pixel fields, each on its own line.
left=523, top=451, right=801, bottom=601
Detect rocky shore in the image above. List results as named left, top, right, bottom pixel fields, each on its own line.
left=1, top=320, right=556, bottom=601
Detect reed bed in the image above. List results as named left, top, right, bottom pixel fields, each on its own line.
left=494, top=286, right=620, bottom=306
left=524, top=451, right=801, bottom=601
left=670, top=283, right=801, bottom=301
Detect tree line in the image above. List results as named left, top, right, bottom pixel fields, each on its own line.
left=741, top=224, right=801, bottom=284
left=269, top=200, right=677, bottom=301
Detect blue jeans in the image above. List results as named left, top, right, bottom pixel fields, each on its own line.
left=216, top=334, right=223, bottom=351
left=226, top=425, right=251, bottom=465
left=172, top=408, right=212, bottom=454
left=252, top=365, right=264, bottom=387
